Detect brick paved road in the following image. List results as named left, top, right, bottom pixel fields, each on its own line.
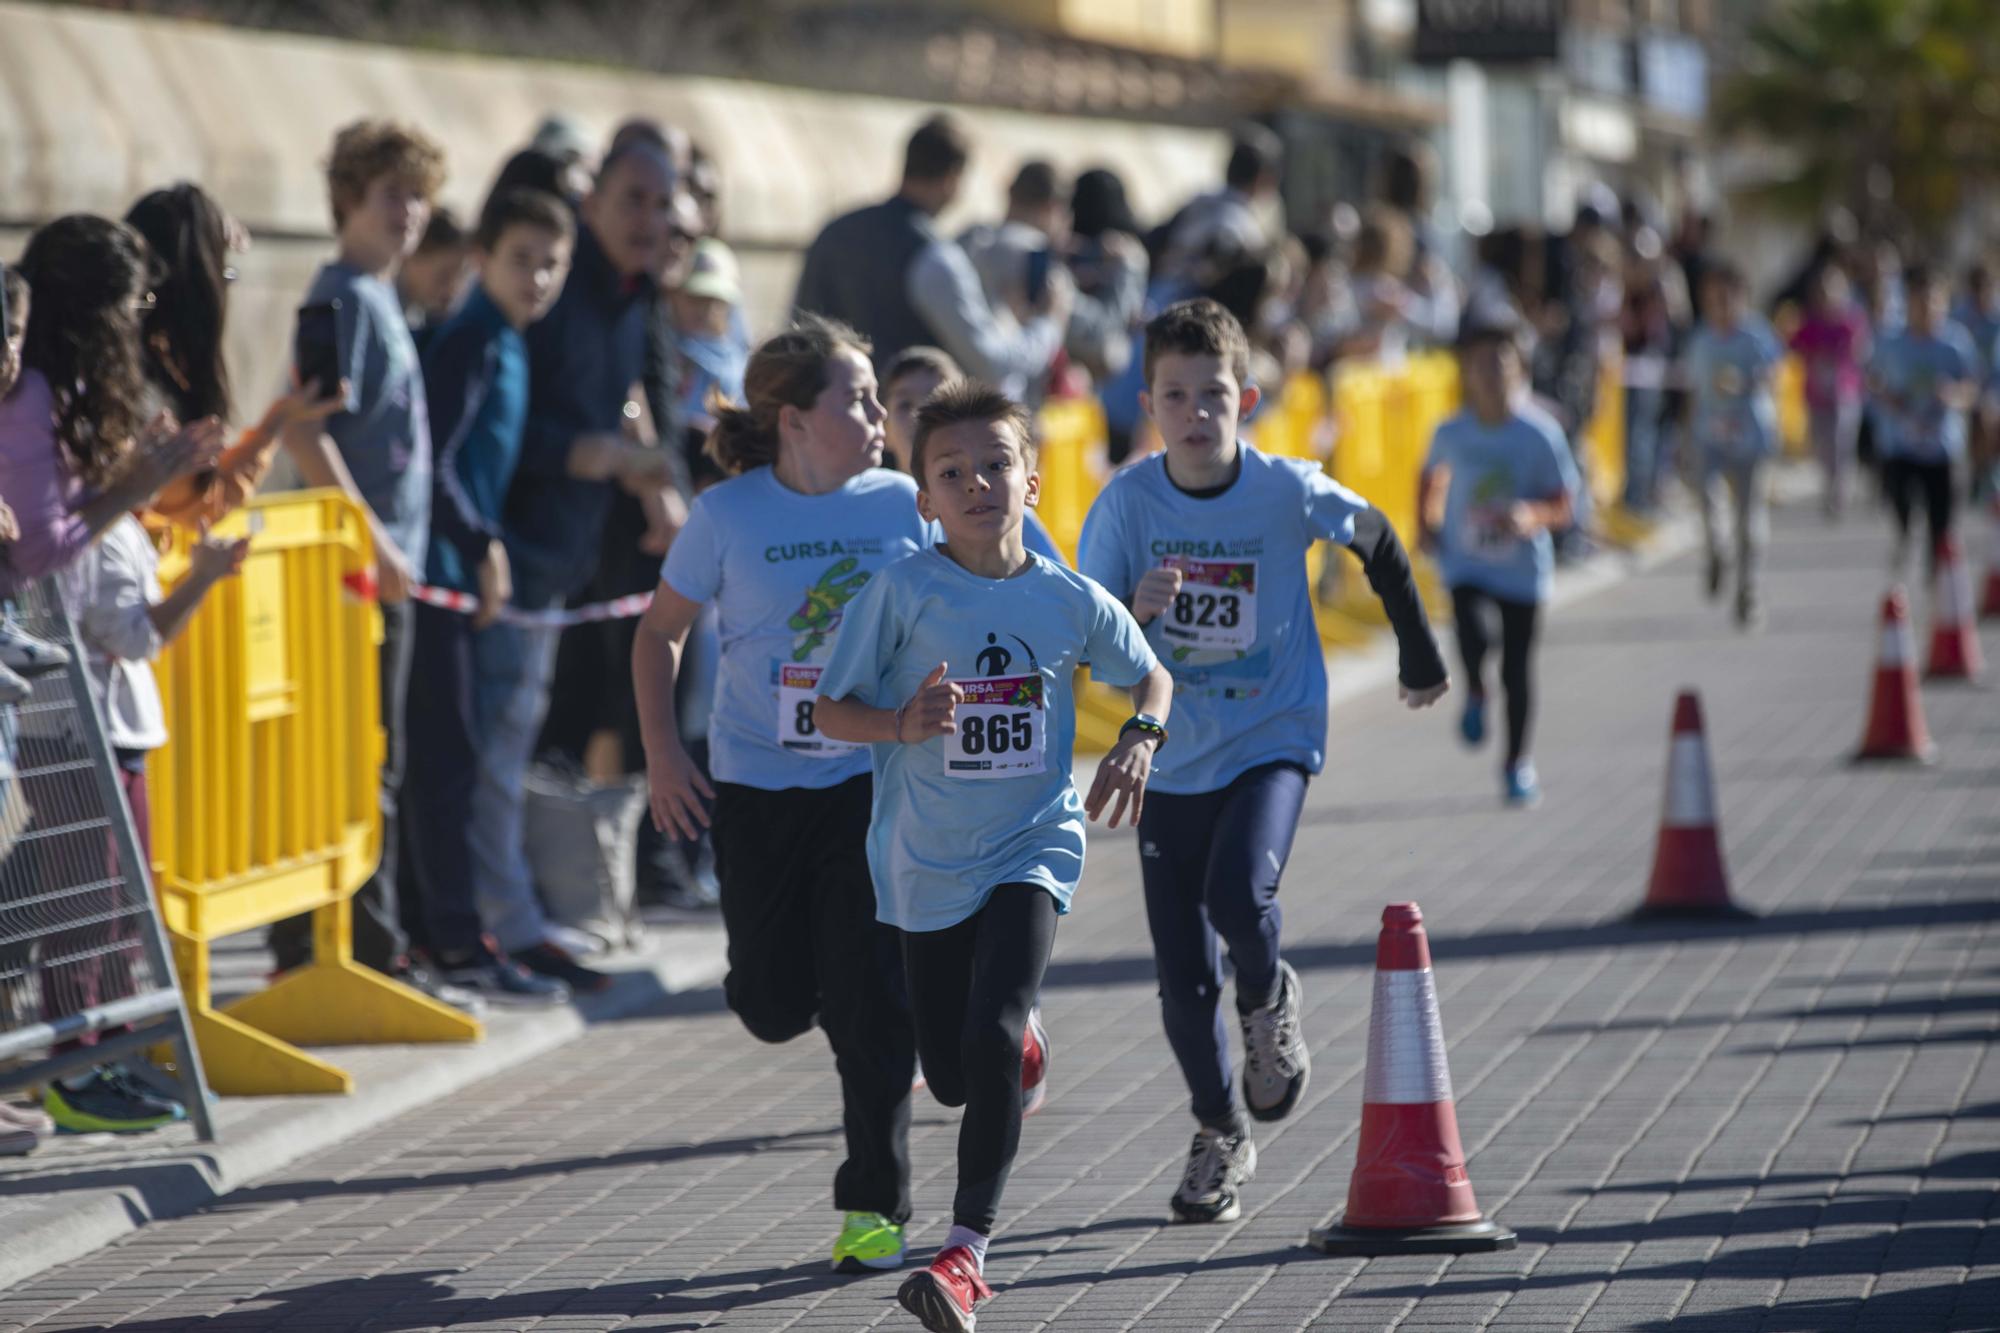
left=3, top=503, right=1996, bottom=1332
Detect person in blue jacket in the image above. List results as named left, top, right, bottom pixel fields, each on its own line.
left=403, top=187, right=584, bottom=1003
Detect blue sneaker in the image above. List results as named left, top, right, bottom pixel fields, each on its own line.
left=1459, top=695, right=1487, bottom=748
left=1504, top=762, right=1541, bottom=808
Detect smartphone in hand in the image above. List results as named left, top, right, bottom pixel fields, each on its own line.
left=293, top=300, right=343, bottom=400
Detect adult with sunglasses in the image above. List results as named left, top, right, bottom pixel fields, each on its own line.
left=124, top=183, right=344, bottom=531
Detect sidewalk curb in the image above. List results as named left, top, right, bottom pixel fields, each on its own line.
left=0, top=940, right=727, bottom=1291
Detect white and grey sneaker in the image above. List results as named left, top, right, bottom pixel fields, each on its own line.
left=0, top=621, right=70, bottom=676
left=1170, top=1126, right=1257, bottom=1224
left=1240, top=959, right=1309, bottom=1122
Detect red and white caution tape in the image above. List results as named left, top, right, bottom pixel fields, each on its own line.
left=343, top=571, right=652, bottom=627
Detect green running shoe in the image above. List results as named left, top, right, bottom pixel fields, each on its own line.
left=832, top=1210, right=907, bottom=1273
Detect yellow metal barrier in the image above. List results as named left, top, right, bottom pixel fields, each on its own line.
left=1777, top=354, right=1810, bottom=459
left=151, top=491, right=479, bottom=1095
left=1033, top=395, right=1109, bottom=564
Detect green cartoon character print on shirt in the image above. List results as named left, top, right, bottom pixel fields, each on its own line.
left=789, top=556, right=872, bottom=660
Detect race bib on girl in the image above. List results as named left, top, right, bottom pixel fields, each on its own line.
left=1160, top=557, right=1257, bottom=651
left=777, top=663, right=859, bottom=758
left=1460, top=503, right=1519, bottom=562
left=944, top=674, right=1047, bottom=779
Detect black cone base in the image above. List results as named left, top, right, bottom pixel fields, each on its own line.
left=1629, top=900, right=1757, bottom=923
left=1305, top=1218, right=1517, bottom=1256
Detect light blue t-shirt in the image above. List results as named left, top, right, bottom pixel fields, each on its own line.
left=1685, top=319, right=1783, bottom=463
left=816, top=548, right=1156, bottom=932
left=304, top=261, right=432, bottom=572
left=1425, top=404, right=1580, bottom=606
left=1951, top=299, right=1999, bottom=379
left=1077, top=444, right=1366, bottom=796
left=1871, top=327, right=1978, bottom=462
left=660, top=466, right=930, bottom=791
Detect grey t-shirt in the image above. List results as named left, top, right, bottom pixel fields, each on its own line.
left=303, top=261, right=432, bottom=571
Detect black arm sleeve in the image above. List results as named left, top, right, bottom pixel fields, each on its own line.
left=1344, top=506, right=1448, bottom=690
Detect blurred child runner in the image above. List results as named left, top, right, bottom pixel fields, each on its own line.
left=272, top=120, right=444, bottom=979
left=1077, top=299, right=1447, bottom=1225
left=1418, top=301, right=1579, bottom=805
left=402, top=186, right=581, bottom=1005
left=1788, top=264, right=1870, bottom=518
left=633, top=317, right=926, bottom=1275
left=1684, top=262, right=1784, bottom=626
left=814, top=382, right=1170, bottom=1333
left=881, top=345, right=1066, bottom=564
left=1869, top=266, right=1979, bottom=576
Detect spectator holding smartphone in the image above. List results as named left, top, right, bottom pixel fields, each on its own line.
left=274, top=120, right=446, bottom=978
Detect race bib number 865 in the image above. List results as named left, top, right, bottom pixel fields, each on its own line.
left=945, top=674, right=1047, bottom=779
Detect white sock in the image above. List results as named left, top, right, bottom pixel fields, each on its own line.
left=942, top=1224, right=989, bottom=1271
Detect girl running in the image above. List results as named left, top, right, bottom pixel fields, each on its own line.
left=634, top=316, right=923, bottom=1273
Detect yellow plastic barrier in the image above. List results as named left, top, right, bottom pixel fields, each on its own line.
left=1582, top=344, right=1627, bottom=514
left=1777, top=354, right=1810, bottom=459
left=1032, top=394, right=1109, bottom=563
left=150, top=491, right=479, bottom=1095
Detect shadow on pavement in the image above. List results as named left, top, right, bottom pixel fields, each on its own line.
left=1038, top=897, right=2000, bottom=994
left=78, top=1257, right=887, bottom=1331
left=209, top=1130, right=839, bottom=1208
left=1530, top=989, right=2000, bottom=1038
left=1629, top=1278, right=1999, bottom=1332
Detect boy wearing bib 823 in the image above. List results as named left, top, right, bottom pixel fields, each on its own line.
left=1078, top=299, right=1448, bottom=1225
left=817, top=382, right=1170, bottom=1333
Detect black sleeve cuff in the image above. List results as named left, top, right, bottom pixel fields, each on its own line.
left=1346, top=507, right=1448, bottom=690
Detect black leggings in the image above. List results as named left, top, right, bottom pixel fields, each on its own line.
left=1880, top=457, right=1957, bottom=570
left=1451, top=585, right=1541, bottom=769
left=711, top=776, right=915, bottom=1221
left=901, top=884, right=1058, bottom=1236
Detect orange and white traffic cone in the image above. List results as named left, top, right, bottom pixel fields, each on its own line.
left=1306, top=903, right=1515, bottom=1256
left=1632, top=691, right=1752, bottom=921
left=1855, top=588, right=1935, bottom=763
left=1925, top=537, right=1985, bottom=680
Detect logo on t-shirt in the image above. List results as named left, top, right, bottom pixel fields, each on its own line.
left=975, top=632, right=1040, bottom=676
left=787, top=556, right=873, bottom=660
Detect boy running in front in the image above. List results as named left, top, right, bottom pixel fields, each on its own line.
left=817, top=382, right=1171, bottom=1333
left=1077, top=298, right=1447, bottom=1224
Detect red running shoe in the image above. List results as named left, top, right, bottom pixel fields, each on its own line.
left=897, top=1246, right=992, bottom=1333
left=1021, top=1006, right=1050, bottom=1117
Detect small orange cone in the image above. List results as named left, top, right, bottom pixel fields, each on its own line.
left=1306, top=903, right=1515, bottom=1256
left=1926, top=537, right=1985, bottom=680
left=1855, top=588, right=1935, bottom=763
left=1633, top=691, right=1752, bottom=921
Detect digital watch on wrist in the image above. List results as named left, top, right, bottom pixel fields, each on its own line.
left=1120, top=714, right=1168, bottom=750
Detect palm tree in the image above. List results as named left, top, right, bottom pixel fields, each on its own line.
left=1716, top=0, right=2000, bottom=243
